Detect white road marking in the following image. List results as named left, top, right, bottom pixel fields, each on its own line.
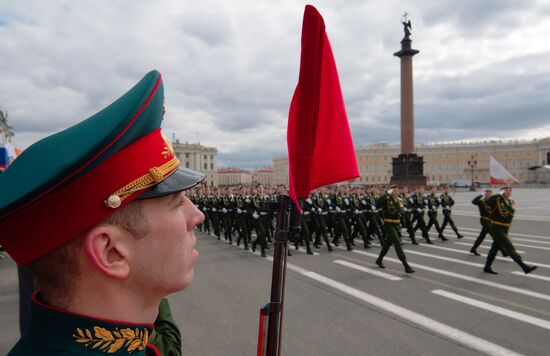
left=275, top=259, right=524, bottom=356
left=454, top=241, right=525, bottom=253
left=351, top=250, right=550, bottom=302
left=432, top=289, right=550, bottom=331
left=418, top=243, right=550, bottom=269
left=367, top=243, right=484, bottom=268
left=511, top=271, right=550, bottom=282
left=334, top=260, right=402, bottom=281
left=458, top=226, right=550, bottom=241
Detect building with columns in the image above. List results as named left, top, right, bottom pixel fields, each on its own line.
left=217, top=167, right=252, bottom=187
left=273, top=138, right=550, bottom=186
left=172, top=140, right=218, bottom=187
left=252, top=167, right=274, bottom=187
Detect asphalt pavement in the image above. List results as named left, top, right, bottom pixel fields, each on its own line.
left=1, top=190, right=549, bottom=355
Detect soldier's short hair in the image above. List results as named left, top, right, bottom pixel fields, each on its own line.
left=28, top=200, right=149, bottom=308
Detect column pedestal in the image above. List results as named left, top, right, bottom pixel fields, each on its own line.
left=390, top=153, right=426, bottom=187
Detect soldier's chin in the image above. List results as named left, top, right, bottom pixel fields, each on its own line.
left=192, top=248, right=199, bottom=261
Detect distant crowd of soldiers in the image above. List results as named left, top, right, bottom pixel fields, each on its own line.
left=188, top=184, right=464, bottom=258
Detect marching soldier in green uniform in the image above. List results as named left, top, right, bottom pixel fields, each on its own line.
left=483, top=186, right=537, bottom=274
left=439, top=185, right=464, bottom=239
left=375, top=187, right=415, bottom=273
left=470, top=189, right=507, bottom=257
left=365, top=187, right=385, bottom=246
left=0, top=71, right=204, bottom=355
left=235, top=187, right=249, bottom=250
left=334, top=185, right=353, bottom=251
left=295, top=198, right=314, bottom=254
left=401, top=186, right=418, bottom=244
left=350, top=188, right=371, bottom=248
left=209, top=188, right=222, bottom=239
left=426, top=186, right=447, bottom=241
left=311, top=189, right=333, bottom=252
left=243, top=186, right=254, bottom=244
left=412, top=186, right=433, bottom=244
left=471, top=189, right=493, bottom=255
left=222, top=187, right=236, bottom=243
left=251, top=187, right=268, bottom=257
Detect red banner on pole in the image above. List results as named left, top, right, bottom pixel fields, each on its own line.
left=287, top=5, right=359, bottom=210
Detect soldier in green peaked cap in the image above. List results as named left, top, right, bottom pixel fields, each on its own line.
left=0, top=70, right=204, bottom=355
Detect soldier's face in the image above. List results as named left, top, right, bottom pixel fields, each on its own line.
left=503, top=189, right=512, bottom=198
left=131, top=191, right=204, bottom=296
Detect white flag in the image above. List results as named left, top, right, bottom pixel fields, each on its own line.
left=490, top=155, right=518, bottom=186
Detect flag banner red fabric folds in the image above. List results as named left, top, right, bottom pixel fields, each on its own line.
left=287, top=5, right=359, bottom=209
left=489, top=155, right=519, bottom=186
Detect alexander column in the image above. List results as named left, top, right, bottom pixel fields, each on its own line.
left=390, top=14, right=427, bottom=187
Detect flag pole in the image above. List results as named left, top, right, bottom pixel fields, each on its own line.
left=257, top=195, right=301, bottom=356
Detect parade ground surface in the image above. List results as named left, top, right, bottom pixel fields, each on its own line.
left=1, top=188, right=549, bottom=355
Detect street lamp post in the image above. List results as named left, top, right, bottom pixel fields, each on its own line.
left=467, top=155, right=477, bottom=191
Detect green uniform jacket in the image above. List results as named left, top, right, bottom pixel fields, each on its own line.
left=9, top=292, right=159, bottom=355
left=149, top=299, right=182, bottom=356
left=486, top=194, right=515, bottom=228
left=376, top=194, right=402, bottom=223
left=472, top=194, right=492, bottom=220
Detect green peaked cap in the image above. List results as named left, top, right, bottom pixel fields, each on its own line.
left=0, top=70, right=163, bottom=217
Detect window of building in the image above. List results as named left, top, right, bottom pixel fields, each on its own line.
left=185, top=153, right=190, bottom=158
left=204, top=163, right=207, bottom=170
left=210, top=155, right=214, bottom=160
left=210, top=163, right=214, bottom=170
left=186, top=162, right=190, bottom=168
left=204, top=155, right=207, bottom=160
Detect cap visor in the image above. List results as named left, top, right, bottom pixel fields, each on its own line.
left=136, top=167, right=205, bottom=200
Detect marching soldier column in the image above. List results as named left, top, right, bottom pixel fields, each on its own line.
left=188, top=183, right=537, bottom=278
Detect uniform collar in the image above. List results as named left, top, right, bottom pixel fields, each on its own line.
left=24, top=291, right=154, bottom=355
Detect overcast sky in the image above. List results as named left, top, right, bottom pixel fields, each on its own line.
left=1, top=0, right=550, bottom=168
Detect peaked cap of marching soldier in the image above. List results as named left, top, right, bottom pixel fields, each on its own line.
left=0, top=70, right=204, bottom=265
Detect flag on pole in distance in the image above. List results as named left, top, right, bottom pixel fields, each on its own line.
left=490, top=155, right=519, bottom=186
left=287, top=5, right=359, bottom=210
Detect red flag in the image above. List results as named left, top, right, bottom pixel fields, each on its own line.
left=287, top=5, right=359, bottom=209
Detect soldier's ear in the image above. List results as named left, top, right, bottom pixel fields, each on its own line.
left=82, top=224, right=131, bottom=280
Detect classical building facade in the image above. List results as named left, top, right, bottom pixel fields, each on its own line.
left=217, top=167, right=252, bottom=187
left=273, top=138, right=550, bottom=186
left=252, top=167, right=273, bottom=187
left=172, top=140, right=218, bottom=187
